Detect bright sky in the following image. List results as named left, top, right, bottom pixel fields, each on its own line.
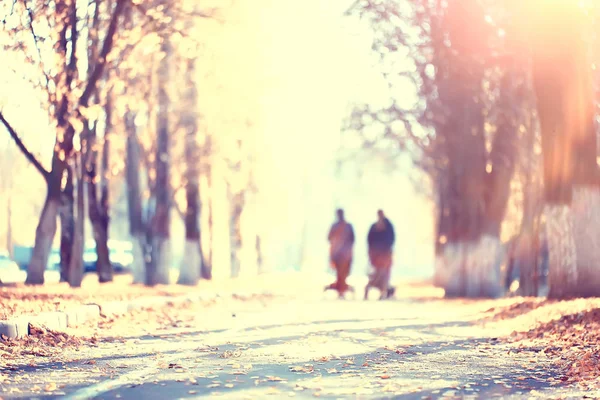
left=0, top=0, right=434, bottom=277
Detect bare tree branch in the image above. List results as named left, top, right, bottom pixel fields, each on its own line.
left=22, top=0, right=52, bottom=96
left=0, top=111, right=50, bottom=180
left=80, top=0, right=126, bottom=108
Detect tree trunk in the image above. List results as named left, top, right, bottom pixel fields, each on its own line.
left=201, top=163, right=213, bottom=280
left=529, top=3, right=599, bottom=299
left=26, top=156, right=64, bottom=284
left=87, top=99, right=113, bottom=283
left=439, top=68, right=488, bottom=297
left=68, top=155, right=85, bottom=287
left=178, top=58, right=203, bottom=286
left=59, top=164, right=74, bottom=283
left=148, top=37, right=172, bottom=286
left=229, top=189, right=244, bottom=279
left=571, top=187, right=600, bottom=297
left=433, top=0, right=512, bottom=298
left=255, top=235, right=263, bottom=274
left=515, top=105, right=542, bottom=297
left=433, top=175, right=450, bottom=288
left=125, top=111, right=145, bottom=284
left=483, top=67, right=520, bottom=237
left=26, top=194, right=60, bottom=285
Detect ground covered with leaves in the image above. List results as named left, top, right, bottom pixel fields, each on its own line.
left=487, top=298, right=600, bottom=392
left=0, top=278, right=599, bottom=399
left=0, top=274, right=213, bottom=320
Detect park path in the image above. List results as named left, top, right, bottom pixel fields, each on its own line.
left=1, top=283, right=593, bottom=399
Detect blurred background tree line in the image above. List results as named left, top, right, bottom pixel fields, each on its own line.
left=346, top=0, right=600, bottom=299
left=0, top=0, right=598, bottom=300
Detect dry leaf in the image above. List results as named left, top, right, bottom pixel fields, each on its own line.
left=44, top=383, right=57, bottom=392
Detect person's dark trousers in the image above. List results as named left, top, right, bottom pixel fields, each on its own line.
left=386, top=286, right=395, bottom=298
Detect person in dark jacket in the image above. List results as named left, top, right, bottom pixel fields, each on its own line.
left=364, top=210, right=395, bottom=300
left=324, top=209, right=355, bottom=298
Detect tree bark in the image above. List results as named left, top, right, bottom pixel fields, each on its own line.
left=20, top=0, right=125, bottom=285
left=59, top=163, right=74, bottom=283
left=125, top=110, right=145, bottom=284
left=255, top=235, right=263, bottom=274
left=433, top=0, right=515, bottom=298
left=85, top=2, right=112, bottom=284
left=147, top=37, right=172, bottom=286
left=27, top=196, right=60, bottom=285
left=528, top=3, right=600, bottom=299
left=229, top=188, right=244, bottom=278
left=26, top=153, right=64, bottom=284
left=178, top=58, right=203, bottom=285
left=483, top=67, right=521, bottom=237
left=514, top=103, right=542, bottom=297
left=68, top=155, right=85, bottom=287
left=571, top=187, right=600, bottom=297
left=87, top=98, right=113, bottom=283
left=201, top=162, right=213, bottom=280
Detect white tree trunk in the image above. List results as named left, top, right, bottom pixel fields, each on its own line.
left=544, top=204, right=578, bottom=299
left=571, top=186, right=600, bottom=296
left=439, top=236, right=504, bottom=298
left=439, top=242, right=465, bottom=297
left=177, top=240, right=200, bottom=285
left=131, top=234, right=145, bottom=284
left=464, top=235, right=504, bottom=298
left=27, top=198, right=60, bottom=285
left=153, top=237, right=171, bottom=285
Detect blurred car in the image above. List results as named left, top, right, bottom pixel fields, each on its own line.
left=83, top=246, right=97, bottom=273
left=47, top=249, right=61, bottom=271
left=12, top=245, right=61, bottom=271
left=83, top=240, right=134, bottom=274
left=0, top=251, right=21, bottom=284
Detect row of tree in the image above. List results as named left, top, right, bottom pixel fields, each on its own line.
left=0, top=0, right=258, bottom=287
left=346, top=0, right=599, bottom=299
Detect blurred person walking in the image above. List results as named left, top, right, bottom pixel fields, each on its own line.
left=364, top=209, right=396, bottom=300
left=324, top=209, right=355, bottom=298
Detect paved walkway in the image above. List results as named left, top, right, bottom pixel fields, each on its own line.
left=2, top=285, right=593, bottom=400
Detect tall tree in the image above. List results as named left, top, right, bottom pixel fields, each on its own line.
left=124, top=106, right=146, bottom=283
left=177, top=56, right=205, bottom=285
left=348, top=0, right=524, bottom=297
left=0, top=0, right=127, bottom=284
left=522, top=1, right=600, bottom=298
left=86, top=90, right=114, bottom=283
left=68, top=153, right=85, bottom=287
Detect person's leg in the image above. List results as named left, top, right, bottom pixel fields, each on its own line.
left=325, top=260, right=340, bottom=292
left=386, top=286, right=395, bottom=298
left=337, top=258, right=351, bottom=297
left=334, top=262, right=343, bottom=296
left=379, top=268, right=391, bottom=300
left=364, top=283, right=371, bottom=300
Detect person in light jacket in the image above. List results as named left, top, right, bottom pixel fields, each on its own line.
left=325, top=209, right=355, bottom=298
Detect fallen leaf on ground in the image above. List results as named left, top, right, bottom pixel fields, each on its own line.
left=44, top=383, right=57, bottom=392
